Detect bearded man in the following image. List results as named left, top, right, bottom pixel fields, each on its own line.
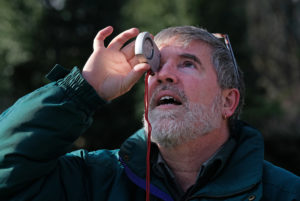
left=0, top=26, right=299, bottom=201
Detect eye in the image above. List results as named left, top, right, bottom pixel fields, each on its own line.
left=179, top=60, right=196, bottom=69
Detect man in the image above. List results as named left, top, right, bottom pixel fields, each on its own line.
left=0, top=26, right=299, bottom=201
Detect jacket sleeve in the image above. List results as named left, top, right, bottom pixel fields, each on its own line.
left=0, top=65, right=106, bottom=200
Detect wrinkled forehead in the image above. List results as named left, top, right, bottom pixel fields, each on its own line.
left=154, top=36, right=212, bottom=54
left=154, top=35, right=191, bottom=49
left=154, top=30, right=224, bottom=51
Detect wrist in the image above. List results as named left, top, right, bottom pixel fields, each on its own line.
left=47, top=64, right=107, bottom=114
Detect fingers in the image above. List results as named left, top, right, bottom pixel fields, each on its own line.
left=122, top=40, right=135, bottom=60
left=124, top=63, right=151, bottom=88
left=108, top=28, right=139, bottom=50
left=93, top=27, right=140, bottom=62
left=93, top=26, right=114, bottom=50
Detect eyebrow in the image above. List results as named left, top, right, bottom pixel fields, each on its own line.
left=179, top=53, right=202, bottom=66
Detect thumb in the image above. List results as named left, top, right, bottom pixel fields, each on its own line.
left=124, top=63, right=151, bottom=88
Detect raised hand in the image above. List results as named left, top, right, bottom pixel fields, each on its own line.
left=82, top=26, right=150, bottom=101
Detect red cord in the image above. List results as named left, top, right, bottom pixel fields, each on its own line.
left=144, top=71, right=152, bottom=201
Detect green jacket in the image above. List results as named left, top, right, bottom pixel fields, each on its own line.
left=0, top=65, right=299, bottom=201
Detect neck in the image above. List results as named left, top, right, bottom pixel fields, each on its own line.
left=158, top=125, right=230, bottom=192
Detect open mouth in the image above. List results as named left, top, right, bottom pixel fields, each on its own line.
left=157, top=96, right=182, bottom=106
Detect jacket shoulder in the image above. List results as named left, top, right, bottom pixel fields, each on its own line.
left=262, top=160, right=300, bottom=200
left=65, top=148, right=120, bottom=165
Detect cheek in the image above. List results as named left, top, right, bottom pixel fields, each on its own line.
left=183, top=78, right=220, bottom=103
left=182, top=79, right=202, bottom=101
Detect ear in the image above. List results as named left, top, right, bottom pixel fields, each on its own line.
left=221, top=88, right=240, bottom=119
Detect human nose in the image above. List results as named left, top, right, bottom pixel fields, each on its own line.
left=154, top=61, right=178, bottom=84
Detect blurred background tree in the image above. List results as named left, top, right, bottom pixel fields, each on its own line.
left=0, top=0, right=299, bottom=175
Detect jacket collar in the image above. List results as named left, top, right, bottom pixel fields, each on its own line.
left=118, top=121, right=264, bottom=198
left=191, top=121, right=264, bottom=198
left=119, top=129, right=148, bottom=177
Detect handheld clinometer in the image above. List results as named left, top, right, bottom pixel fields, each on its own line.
left=135, top=32, right=160, bottom=73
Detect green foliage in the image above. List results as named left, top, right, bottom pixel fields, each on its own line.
left=120, top=0, right=196, bottom=32
left=242, top=94, right=283, bottom=127
left=0, top=1, right=43, bottom=94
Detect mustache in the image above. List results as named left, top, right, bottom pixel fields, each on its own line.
left=149, top=84, right=187, bottom=109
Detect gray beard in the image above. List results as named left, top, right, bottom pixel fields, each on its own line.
left=143, top=90, right=222, bottom=148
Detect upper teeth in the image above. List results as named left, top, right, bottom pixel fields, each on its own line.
left=160, top=96, right=175, bottom=101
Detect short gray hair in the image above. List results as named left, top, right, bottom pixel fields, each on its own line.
left=154, top=26, right=245, bottom=121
